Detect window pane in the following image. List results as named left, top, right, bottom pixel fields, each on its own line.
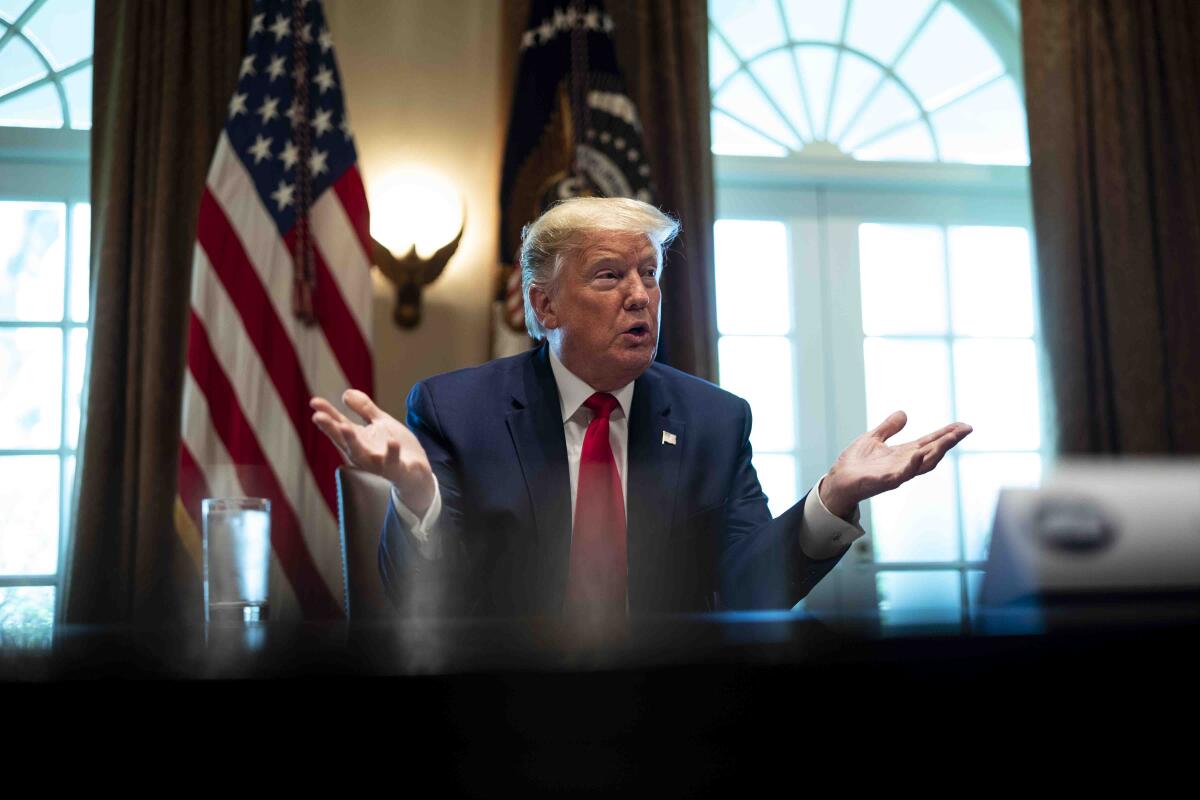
left=853, top=118, right=936, bottom=161
left=840, top=81, right=921, bottom=152
left=826, top=52, right=884, bottom=143
left=846, top=0, right=937, bottom=66
left=0, top=201, right=66, bottom=321
left=0, top=32, right=45, bottom=95
left=70, top=202, right=90, bottom=321
left=959, top=453, right=1041, bottom=562
left=63, top=63, right=91, bottom=129
left=780, top=0, right=845, bottom=42
left=62, top=453, right=75, bottom=550
left=25, top=0, right=94, bottom=71
left=67, top=327, right=86, bottom=448
left=748, top=49, right=813, bottom=142
left=713, top=71, right=801, bottom=150
left=0, top=82, right=62, bottom=127
left=714, top=219, right=791, bottom=335
left=931, top=77, right=1030, bottom=166
left=710, top=0, right=786, bottom=62
left=863, top=337, right=952, bottom=445
left=953, top=339, right=1040, bottom=451
left=795, top=46, right=837, bottom=137
left=709, top=29, right=740, bottom=89
left=876, top=570, right=961, bottom=630
left=0, top=455, right=59, bottom=575
left=858, top=224, right=946, bottom=335
left=753, top=453, right=797, bottom=518
left=0, top=586, right=54, bottom=649
left=894, top=1, right=1004, bottom=110
left=718, top=335, right=795, bottom=451
left=711, top=109, right=788, bottom=157
left=0, top=328, right=63, bottom=448
left=949, top=226, right=1034, bottom=337
left=869, top=458, right=958, bottom=562
left=0, top=2, right=36, bottom=21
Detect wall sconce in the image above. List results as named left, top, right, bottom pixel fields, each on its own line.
left=369, top=170, right=465, bottom=328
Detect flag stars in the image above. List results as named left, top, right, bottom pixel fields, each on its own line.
left=250, top=12, right=265, bottom=36
left=339, top=116, right=352, bottom=141
left=270, top=179, right=296, bottom=211
left=308, top=148, right=329, bottom=176
left=614, top=137, right=626, bottom=149
left=638, top=164, right=651, bottom=177
left=584, top=9, right=601, bottom=30
left=248, top=134, right=273, bottom=164
left=228, top=92, right=248, bottom=118
left=280, top=140, right=300, bottom=170
left=285, top=98, right=302, bottom=126
left=318, top=27, right=334, bottom=53
left=266, top=54, right=286, bottom=82
left=239, top=55, right=256, bottom=79
left=314, top=65, right=336, bottom=94
left=521, top=29, right=536, bottom=50
left=537, top=19, right=553, bottom=42
left=299, top=23, right=313, bottom=44
left=311, top=107, right=333, bottom=137
left=269, top=14, right=290, bottom=42
left=256, top=95, right=280, bottom=125
left=627, top=148, right=639, bottom=161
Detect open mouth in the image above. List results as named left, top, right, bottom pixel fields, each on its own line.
left=623, top=324, right=650, bottom=338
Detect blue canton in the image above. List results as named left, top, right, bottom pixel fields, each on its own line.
left=226, top=0, right=358, bottom=235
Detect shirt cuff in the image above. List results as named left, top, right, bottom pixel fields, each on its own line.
left=390, top=476, right=442, bottom=560
left=799, top=474, right=865, bottom=560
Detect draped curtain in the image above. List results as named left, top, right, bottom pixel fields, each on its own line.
left=1022, top=0, right=1200, bottom=453
left=65, top=0, right=252, bottom=624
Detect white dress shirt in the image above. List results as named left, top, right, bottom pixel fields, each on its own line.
left=391, top=349, right=865, bottom=564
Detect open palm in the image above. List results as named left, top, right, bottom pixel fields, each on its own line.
left=820, top=410, right=972, bottom=518
left=309, top=389, right=436, bottom=515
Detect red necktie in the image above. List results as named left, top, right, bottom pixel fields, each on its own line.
left=564, top=392, right=627, bottom=618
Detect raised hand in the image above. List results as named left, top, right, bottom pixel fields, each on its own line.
left=818, top=410, right=972, bottom=519
left=309, top=389, right=436, bottom=516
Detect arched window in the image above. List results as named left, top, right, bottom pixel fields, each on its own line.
left=709, top=0, right=1043, bottom=633
left=0, top=0, right=93, bottom=646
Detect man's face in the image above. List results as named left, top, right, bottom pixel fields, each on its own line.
left=534, top=230, right=662, bottom=391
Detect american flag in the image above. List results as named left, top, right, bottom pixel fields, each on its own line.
left=176, top=0, right=373, bottom=620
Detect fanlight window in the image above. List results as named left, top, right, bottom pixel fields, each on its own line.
left=709, top=0, right=1028, bottom=164
left=0, top=0, right=94, bottom=129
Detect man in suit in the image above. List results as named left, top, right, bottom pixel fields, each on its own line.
left=311, top=197, right=971, bottom=618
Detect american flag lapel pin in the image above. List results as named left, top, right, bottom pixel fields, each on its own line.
left=662, top=430, right=677, bottom=446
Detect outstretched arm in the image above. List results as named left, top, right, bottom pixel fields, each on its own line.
left=719, top=404, right=971, bottom=609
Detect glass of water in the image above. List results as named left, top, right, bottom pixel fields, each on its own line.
left=203, top=498, right=271, bottom=624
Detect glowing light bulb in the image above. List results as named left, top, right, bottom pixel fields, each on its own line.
left=368, top=169, right=463, bottom=259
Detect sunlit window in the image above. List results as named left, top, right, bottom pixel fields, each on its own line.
left=709, top=0, right=1028, bottom=164
left=711, top=0, right=1041, bottom=632
left=0, top=0, right=93, bottom=646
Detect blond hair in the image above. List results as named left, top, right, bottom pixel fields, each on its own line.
left=519, top=197, right=680, bottom=340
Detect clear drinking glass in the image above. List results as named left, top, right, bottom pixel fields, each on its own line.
left=203, top=498, right=271, bottom=624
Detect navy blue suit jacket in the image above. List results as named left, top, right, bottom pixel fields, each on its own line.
left=380, top=344, right=847, bottom=616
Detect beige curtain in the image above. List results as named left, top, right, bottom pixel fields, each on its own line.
left=65, top=0, right=253, bottom=624
left=1023, top=0, right=1200, bottom=453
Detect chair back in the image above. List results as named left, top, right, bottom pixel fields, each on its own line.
left=335, top=466, right=395, bottom=619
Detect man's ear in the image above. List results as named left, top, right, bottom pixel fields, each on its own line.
left=530, top=285, right=559, bottom=330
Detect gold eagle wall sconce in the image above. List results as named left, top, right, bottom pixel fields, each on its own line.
left=370, top=209, right=464, bottom=328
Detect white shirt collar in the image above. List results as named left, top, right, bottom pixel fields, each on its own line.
left=547, top=346, right=635, bottom=424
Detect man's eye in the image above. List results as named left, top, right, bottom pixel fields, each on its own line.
left=596, top=271, right=618, bottom=280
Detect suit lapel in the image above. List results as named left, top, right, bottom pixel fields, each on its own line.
left=626, top=366, right=685, bottom=596
left=505, top=345, right=573, bottom=602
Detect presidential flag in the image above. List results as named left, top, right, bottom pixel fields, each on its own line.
left=176, top=0, right=373, bottom=620
left=493, top=0, right=657, bottom=357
